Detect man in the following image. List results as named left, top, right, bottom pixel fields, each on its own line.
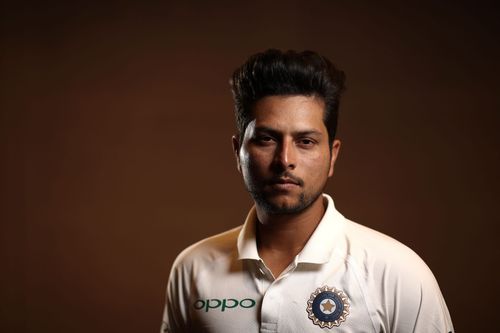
left=161, top=49, right=454, bottom=332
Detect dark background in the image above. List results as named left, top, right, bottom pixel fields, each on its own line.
left=1, top=0, right=499, bottom=332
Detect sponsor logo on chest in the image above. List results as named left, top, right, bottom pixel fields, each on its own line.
left=193, top=298, right=256, bottom=312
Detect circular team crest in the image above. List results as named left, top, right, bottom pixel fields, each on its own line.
left=306, top=286, right=350, bottom=328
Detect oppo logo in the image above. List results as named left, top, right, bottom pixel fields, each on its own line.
left=193, top=298, right=256, bottom=312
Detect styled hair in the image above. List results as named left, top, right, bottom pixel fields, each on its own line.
left=230, top=49, right=346, bottom=145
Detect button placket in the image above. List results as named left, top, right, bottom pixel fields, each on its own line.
left=260, top=282, right=281, bottom=333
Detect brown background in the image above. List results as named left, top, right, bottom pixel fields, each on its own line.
left=1, top=0, right=499, bottom=332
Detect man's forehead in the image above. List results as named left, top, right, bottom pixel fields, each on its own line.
left=250, top=95, right=326, bottom=126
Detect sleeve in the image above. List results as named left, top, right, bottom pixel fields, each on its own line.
left=160, top=258, right=191, bottom=333
left=384, top=254, right=455, bottom=333
left=407, top=270, right=454, bottom=333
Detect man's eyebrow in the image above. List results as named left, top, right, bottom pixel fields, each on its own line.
left=253, top=126, right=280, bottom=135
left=253, top=126, right=323, bottom=136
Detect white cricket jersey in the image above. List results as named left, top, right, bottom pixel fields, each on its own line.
left=161, top=194, right=454, bottom=332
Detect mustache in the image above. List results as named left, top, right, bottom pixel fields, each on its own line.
left=269, top=172, right=304, bottom=186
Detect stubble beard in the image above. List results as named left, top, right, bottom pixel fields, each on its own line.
left=246, top=184, right=323, bottom=215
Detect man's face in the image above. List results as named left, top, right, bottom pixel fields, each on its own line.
left=233, top=95, right=341, bottom=215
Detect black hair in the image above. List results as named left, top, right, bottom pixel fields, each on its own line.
left=230, top=49, right=346, bottom=146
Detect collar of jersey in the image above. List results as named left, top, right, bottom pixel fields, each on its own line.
left=236, top=193, right=345, bottom=264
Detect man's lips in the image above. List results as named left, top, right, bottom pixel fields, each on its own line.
left=273, top=178, right=300, bottom=185
left=268, top=175, right=303, bottom=188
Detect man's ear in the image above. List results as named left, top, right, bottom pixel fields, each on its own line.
left=232, top=135, right=242, bottom=173
left=328, top=139, right=341, bottom=177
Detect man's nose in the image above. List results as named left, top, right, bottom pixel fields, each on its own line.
left=274, top=139, right=296, bottom=170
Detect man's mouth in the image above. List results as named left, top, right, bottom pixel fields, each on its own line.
left=268, top=174, right=303, bottom=188
left=274, top=178, right=300, bottom=185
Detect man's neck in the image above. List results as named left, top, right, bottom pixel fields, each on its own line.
left=255, top=195, right=327, bottom=277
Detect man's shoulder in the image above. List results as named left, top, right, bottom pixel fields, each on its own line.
left=341, top=219, right=453, bottom=330
left=342, top=219, right=434, bottom=280
left=344, top=218, right=414, bottom=253
left=171, top=225, right=242, bottom=271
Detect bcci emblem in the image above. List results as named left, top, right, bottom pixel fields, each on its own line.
left=306, top=286, right=350, bottom=328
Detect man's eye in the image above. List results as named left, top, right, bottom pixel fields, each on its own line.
left=255, top=136, right=274, bottom=144
left=299, top=138, right=315, bottom=145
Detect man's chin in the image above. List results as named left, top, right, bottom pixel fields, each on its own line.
left=256, top=195, right=308, bottom=215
